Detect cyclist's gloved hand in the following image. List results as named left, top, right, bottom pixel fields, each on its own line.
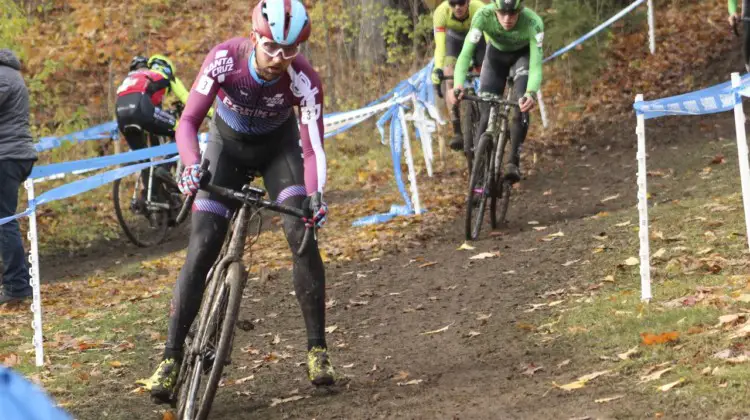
left=431, top=68, right=444, bottom=86
left=453, top=87, right=465, bottom=101
left=519, top=93, right=536, bottom=113
left=303, top=192, right=328, bottom=228
left=730, top=13, right=740, bottom=27
left=178, top=164, right=204, bottom=195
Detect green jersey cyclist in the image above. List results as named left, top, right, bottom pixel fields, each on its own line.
left=453, top=0, right=543, bottom=182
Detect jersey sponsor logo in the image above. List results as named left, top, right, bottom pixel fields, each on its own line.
left=195, top=75, right=214, bottom=95
left=221, top=96, right=280, bottom=118
left=289, top=70, right=319, bottom=99
left=263, top=93, right=285, bottom=107
left=215, top=49, right=229, bottom=59
left=204, top=56, right=235, bottom=78
left=468, top=28, right=482, bottom=43
left=535, top=32, right=544, bottom=48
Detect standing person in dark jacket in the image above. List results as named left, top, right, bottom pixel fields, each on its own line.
left=0, top=49, right=37, bottom=304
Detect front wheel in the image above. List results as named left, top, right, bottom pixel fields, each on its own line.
left=460, top=100, right=478, bottom=172
left=179, top=262, right=246, bottom=420
left=465, top=133, right=494, bottom=241
left=490, top=127, right=513, bottom=229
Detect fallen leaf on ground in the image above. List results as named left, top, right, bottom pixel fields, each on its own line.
left=325, top=325, right=338, bottom=333
left=397, top=379, right=424, bottom=386
left=392, top=371, right=409, bottom=381
left=528, top=220, right=540, bottom=225
left=524, top=303, right=549, bottom=313
left=555, top=370, right=612, bottom=391
left=554, top=380, right=586, bottom=391
left=349, top=299, right=369, bottom=306
left=595, top=395, right=625, bottom=403
left=697, top=247, right=714, bottom=255
left=717, top=314, right=747, bottom=327
left=542, top=231, right=565, bottom=242
left=234, top=375, right=255, bottom=385
left=457, top=243, right=475, bottom=251
left=615, top=220, right=631, bottom=227
left=730, top=323, right=750, bottom=339
left=470, top=252, right=497, bottom=260
left=418, top=261, right=438, bottom=268
left=640, top=331, right=679, bottom=345
left=736, top=294, right=750, bottom=303
left=466, top=331, right=481, bottom=338
left=578, top=370, right=612, bottom=382
left=652, top=248, right=667, bottom=259
left=521, top=363, right=543, bottom=376
left=342, top=363, right=355, bottom=368
left=713, top=349, right=750, bottom=363
left=109, top=361, right=124, bottom=368
left=533, top=226, right=548, bottom=231
left=601, top=194, right=621, bottom=203
left=420, top=322, right=454, bottom=335
left=657, top=378, right=686, bottom=392
left=617, top=346, right=640, bottom=361
left=562, top=259, right=581, bottom=267
left=162, top=411, right=176, bottom=420
left=624, top=257, right=639, bottom=266
left=557, top=359, right=571, bottom=369
left=476, top=313, right=492, bottom=321
left=270, top=395, right=309, bottom=407
left=639, top=367, right=673, bottom=383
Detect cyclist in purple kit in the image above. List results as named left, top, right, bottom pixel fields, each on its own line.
left=138, top=0, right=335, bottom=403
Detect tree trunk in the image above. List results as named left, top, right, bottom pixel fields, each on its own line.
left=410, top=0, right=420, bottom=71
left=319, top=0, right=336, bottom=111
left=357, top=0, right=388, bottom=69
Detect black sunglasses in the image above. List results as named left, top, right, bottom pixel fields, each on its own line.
left=449, top=0, right=467, bottom=6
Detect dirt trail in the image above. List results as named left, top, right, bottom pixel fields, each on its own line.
left=65, top=100, right=742, bottom=419
left=58, top=40, right=750, bottom=419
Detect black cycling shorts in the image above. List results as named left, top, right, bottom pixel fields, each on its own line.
left=115, top=93, right=176, bottom=149
left=445, top=29, right=486, bottom=68
left=195, top=114, right=307, bottom=217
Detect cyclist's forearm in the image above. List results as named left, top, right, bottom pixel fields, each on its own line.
left=454, top=31, right=479, bottom=87
left=730, top=0, right=738, bottom=15
left=176, top=115, right=201, bottom=166
left=526, top=33, right=543, bottom=94
left=434, top=31, right=447, bottom=69
left=176, top=94, right=213, bottom=165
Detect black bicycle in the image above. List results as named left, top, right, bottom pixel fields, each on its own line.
left=171, top=161, right=314, bottom=420
left=460, top=76, right=521, bottom=241
left=436, top=72, right=481, bottom=171
left=112, top=104, right=187, bottom=247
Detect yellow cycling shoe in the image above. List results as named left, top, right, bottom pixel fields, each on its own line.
left=136, top=358, right=178, bottom=404
left=307, top=346, right=335, bottom=386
